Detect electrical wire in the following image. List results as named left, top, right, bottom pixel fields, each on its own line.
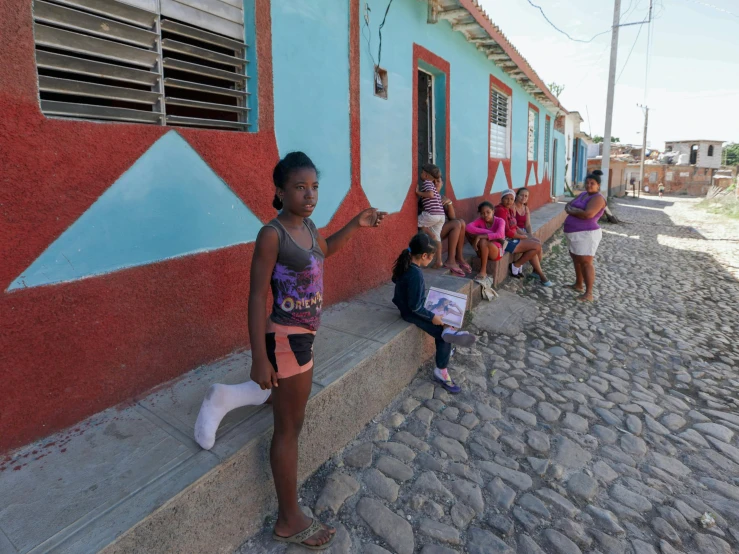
left=616, top=22, right=644, bottom=82
left=524, top=0, right=613, bottom=43
left=681, top=0, right=739, bottom=19
left=377, top=0, right=395, bottom=67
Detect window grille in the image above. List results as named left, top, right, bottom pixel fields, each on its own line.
left=544, top=118, right=551, bottom=162
left=33, top=0, right=250, bottom=130
left=489, top=87, right=509, bottom=159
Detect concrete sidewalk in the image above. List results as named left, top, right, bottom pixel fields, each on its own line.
left=0, top=271, right=475, bottom=554
left=0, top=203, right=565, bottom=554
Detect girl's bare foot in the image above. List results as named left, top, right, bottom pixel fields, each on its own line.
left=432, top=263, right=444, bottom=269
left=568, top=284, right=585, bottom=292
left=475, top=273, right=488, bottom=281
left=577, top=295, right=594, bottom=302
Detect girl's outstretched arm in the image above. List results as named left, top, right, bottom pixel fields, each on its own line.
left=316, top=208, right=387, bottom=258
left=249, top=226, right=280, bottom=389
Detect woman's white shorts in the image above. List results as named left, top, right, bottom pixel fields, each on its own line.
left=565, top=229, right=602, bottom=257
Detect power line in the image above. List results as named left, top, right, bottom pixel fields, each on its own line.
left=681, top=0, right=739, bottom=19
left=524, top=0, right=613, bottom=43
left=616, top=21, right=644, bottom=82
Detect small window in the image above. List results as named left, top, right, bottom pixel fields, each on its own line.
left=489, top=87, right=510, bottom=158
left=708, top=145, right=714, bottom=157
left=690, top=144, right=699, bottom=164
left=544, top=116, right=551, bottom=163
left=527, top=107, right=539, bottom=161
left=32, top=0, right=250, bottom=131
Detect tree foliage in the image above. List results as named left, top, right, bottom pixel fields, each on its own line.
left=593, top=135, right=621, bottom=144
left=724, top=143, right=739, bottom=166
left=547, top=82, right=565, bottom=97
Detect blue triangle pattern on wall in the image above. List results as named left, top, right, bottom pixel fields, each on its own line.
left=491, top=161, right=510, bottom=192
left=527, top=165, right=538, bottom=187
left=8, top=131, right=263, bottom=291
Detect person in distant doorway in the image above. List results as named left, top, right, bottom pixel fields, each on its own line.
left=194, top=152, right=386, bottom=550
left=658, top=182, right=665, bottom=198
left=564, top=169, right=607, bottom=302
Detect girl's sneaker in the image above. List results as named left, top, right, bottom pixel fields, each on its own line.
left=433, top=368, right=462, bottom=394
left=442, top=328, right=476, bottom=347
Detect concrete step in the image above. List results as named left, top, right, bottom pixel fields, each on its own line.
left=0, top=202, right=565, bottom=554
left=0, top=272, right=474, bottom=554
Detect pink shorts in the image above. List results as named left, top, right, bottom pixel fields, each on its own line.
left=266, top=320, right=316, bottom=380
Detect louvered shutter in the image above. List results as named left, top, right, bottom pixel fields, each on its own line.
left=33, top=0, right=250, bottom=130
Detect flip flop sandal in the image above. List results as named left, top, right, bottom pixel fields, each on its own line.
left=458, top=261, right=472, bottom=273
left=273, top=518, right=335, bottom=550
left=433, top=373, right=462, bottom=394
left=444, top=265, right=465, bottom=277
left=442, top=329, right=476, bottom=347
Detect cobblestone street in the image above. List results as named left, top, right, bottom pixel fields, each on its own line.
left=241, top=196, right=739, bottom=554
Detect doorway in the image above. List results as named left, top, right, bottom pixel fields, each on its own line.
left=551, top=138, right=558, bottom=196
left=417, top=69, right=435, bottom=173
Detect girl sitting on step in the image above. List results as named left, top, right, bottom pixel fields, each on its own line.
left=466, top=201, right=506, bottom=281
left=391, top=232, right=476, bottom=394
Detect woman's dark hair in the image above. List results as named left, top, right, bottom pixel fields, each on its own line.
left=392, top=232, right=436, bottom=282
left=586, top=169, right=603, bottom=185
left=272, top=152, right=318, bottom=210
left=421, top=163, right=441, bottom=180
left=515, top=187, right=530, bottom=201
left=478, top=201, right=494, bottom=212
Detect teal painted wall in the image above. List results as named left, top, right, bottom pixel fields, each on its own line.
left=271, top=1, right=351, bottom=227
left=359, top=0, right=558, bottom=212
left=9, top=132, right=263, bottom=291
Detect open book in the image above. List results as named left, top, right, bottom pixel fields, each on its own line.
left=425, top=287, right=468, bottom=328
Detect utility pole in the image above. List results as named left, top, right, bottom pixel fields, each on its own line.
left=601, top=0, right=621, bottom=198
left=637, top=104, right=649, bottom=199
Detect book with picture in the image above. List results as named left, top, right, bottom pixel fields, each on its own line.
left=425, top=287, right=468, bottom=328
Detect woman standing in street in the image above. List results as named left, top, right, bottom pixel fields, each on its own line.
left=564, top=170, right=607, bottom=302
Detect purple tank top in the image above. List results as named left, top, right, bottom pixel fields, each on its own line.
left=564, top=192, right=606, bottom=233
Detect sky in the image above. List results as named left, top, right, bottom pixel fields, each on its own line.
left=479, top=0, right=739, bottom=150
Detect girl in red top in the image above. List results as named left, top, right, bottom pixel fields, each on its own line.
left=495, top=189, right=552, bottom=286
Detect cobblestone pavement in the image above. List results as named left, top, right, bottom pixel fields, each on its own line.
left=240, top=196, right=739, bottom=554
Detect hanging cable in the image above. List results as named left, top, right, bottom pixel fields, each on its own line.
left=616, top=23, right=644, bottom=82
left=377, top=0, right=395, bottom=67
left=524, top=0, right=612, bottom=43
left=681, top=0, right=739, bottom=19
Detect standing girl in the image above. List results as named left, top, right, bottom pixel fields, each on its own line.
left=392, top=233, right=476, bottom=394
left=194, top=152, right=385, bottom=550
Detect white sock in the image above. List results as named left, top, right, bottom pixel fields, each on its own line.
left=194, top=381, right=271, bottom=450
left=434, top=367, right=451, bottom=382
left=511, top=263, right=522, bottom=275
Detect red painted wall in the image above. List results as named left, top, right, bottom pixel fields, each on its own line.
left=0, top=0, right=551, bottom=453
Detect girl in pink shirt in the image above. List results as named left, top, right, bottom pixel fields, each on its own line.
left=466, top=201, right=506, bottom=280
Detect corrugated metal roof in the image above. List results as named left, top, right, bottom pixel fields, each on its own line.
left=429, top=0, right=567, bottom=112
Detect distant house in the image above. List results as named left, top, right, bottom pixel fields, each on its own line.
left=664, top=140, right=724, bottom=168
left=566, top=111, right=593, bottom=188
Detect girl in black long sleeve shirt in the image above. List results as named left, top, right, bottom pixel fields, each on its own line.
left=392, top=233, right=475, bottom=394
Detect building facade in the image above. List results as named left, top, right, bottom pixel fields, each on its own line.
left=664, top=140, right=724, bottom=169
left=1, top=0, right=568, bottom=451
